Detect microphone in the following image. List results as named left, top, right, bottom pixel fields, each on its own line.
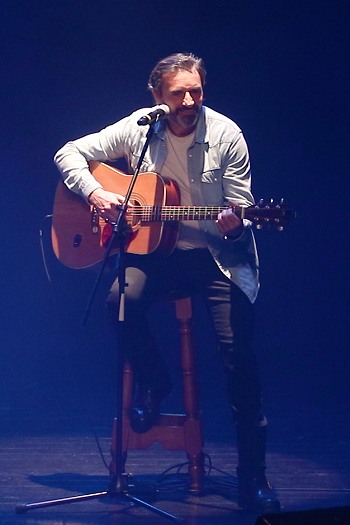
left=137, top=104, right=170, bottom=126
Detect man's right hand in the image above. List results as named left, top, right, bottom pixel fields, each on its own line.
left=88, top=188, right=125, bottom=223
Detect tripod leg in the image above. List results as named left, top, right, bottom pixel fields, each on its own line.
left=126, top=494, right=184, bottom=523
left=16, top=491, right=109, bottom=513
left=16, top=485, right=183, bottom=522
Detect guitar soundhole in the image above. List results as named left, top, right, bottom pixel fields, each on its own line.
left=128, top=198, right=141, bottom=230
left=101, top=198, right=141, bottom=249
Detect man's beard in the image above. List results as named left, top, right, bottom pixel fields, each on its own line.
left=174, top=106, right=201, bottom=130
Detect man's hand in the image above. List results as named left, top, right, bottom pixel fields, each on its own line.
left=216, top=201, right=244, bottom=239
left=88, top=188, right=125, bottom=223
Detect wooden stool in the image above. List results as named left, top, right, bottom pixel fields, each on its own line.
left=110, top=296, right=205, bottom=494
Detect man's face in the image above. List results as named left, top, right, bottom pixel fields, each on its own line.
left=153, top=68, right=203, bottom=137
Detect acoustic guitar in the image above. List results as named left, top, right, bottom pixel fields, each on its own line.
left=51, top=161, right=295, bottom=269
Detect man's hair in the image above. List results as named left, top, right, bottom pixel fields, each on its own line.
left=148, top=52, right=206, bottom=92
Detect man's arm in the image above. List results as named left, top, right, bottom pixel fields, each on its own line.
left=217, top=131, right=254, bottom=239
left=54, top=119, right=132, bottom=220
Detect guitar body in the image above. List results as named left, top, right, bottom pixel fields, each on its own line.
left=51, top=161, right=180, bottom=269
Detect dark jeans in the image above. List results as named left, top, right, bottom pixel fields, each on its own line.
left=107, top=248, right=263, bottom=426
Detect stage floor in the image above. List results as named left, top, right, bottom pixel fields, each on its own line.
left=1, top=412, right=349, bottom=525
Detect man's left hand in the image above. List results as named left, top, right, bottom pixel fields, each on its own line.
left=216, top=201, right=244, bottom=238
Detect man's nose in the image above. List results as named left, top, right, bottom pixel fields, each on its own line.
left=182, top=91, right=195, bottom=106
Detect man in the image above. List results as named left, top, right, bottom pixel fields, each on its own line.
left=54, top=52, right=280, bottom=513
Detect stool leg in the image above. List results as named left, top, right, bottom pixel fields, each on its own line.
left=176, top=298, right=205, bottom=494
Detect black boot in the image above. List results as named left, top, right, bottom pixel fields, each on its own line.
left=237, top=466, right=280, bottom=513
left=236, top=422, right=280, bottom=513
left=128, top=341, right=173, bottom=433
left=129, top=383, right=172, bottom=433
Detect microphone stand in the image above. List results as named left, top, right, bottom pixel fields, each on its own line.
left=16, top=121, right=182, bottom=523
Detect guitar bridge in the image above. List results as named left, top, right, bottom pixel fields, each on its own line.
left=91, top=206, right=99, bottom=234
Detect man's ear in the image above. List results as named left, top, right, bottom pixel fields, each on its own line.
left=151, top=88, right=162, bottom=104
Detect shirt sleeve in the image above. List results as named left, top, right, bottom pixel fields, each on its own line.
left=53, top=113, right=139, bottom=201
left=222, top=130, right=254, bottom=209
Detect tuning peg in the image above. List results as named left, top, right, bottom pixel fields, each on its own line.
left=256, top=224, right=263, bottom=230
left=259, top=199, right=264, bottom=206
left=269, top=198, right=274, bottom=204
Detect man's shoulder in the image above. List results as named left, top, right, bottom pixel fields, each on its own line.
left=106, top=107, right=154, bottom=138
left=116, top=106, right=153, bottom=125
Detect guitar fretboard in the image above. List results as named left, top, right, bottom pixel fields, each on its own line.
left=130, top=205, right=241, bottom=222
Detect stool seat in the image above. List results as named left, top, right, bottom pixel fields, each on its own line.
left=110, top=296, right=205, bottom=494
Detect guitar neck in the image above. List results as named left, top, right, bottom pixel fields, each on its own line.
left=132, top=205, right=239, bottom=222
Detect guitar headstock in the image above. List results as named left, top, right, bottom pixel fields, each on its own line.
left=245, top=199, right=296, bottom=231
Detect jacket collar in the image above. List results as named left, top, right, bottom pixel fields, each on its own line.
left=154, top=106, right=207, bottom=144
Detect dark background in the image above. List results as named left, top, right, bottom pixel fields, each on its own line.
left=1, top=0, right=349, bottom=444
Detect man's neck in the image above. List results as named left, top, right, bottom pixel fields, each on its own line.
left=167, top=122, right=196, bottom=137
